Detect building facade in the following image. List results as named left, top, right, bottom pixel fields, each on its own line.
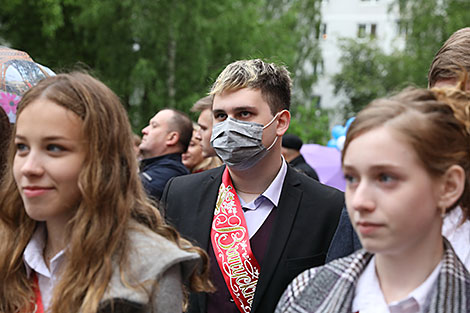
left=315, top=0, right=403, bottom=123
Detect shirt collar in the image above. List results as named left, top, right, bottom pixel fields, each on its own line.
left=262, top=157, right=288, bottom=207
left=353, top=256, right=441, bottom=313
left=140, top=152, right=182, bottom=168
left=23, top=223, right=66, bottom=278
left=392, top=259, right=441, bottom=311
left=240, top=157, right=288, bottom=210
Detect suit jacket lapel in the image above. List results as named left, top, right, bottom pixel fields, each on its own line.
left=193, top=166, right=225, bottom=250
left=193, top=166, right=224, bottom=313
left=251, top=167, right=302, bottom=312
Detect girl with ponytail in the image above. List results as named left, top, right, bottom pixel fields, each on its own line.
left=277, top=76, right=470, bottom=313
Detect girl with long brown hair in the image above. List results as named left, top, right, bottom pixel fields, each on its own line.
left=0, top=72, right=212, bottom=313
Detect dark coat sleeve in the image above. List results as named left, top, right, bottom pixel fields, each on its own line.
left=325, top=206, right=362, bottom=262
left=140, top=157, right=189, bottom=202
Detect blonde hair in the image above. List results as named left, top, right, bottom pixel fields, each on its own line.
left=0, top=72, right=212, bottom=313
left=210, top=59, right=292, bottom=114
left=343, top=76, right=470, bottom=219
left=191, top=95, right=213, bottom=112
left=192, top=156, right=223, bottom=173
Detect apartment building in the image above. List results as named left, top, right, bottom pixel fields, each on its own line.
left=315, top=0, right=403, bottom=123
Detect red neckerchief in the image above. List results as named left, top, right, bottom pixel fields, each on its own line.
left=210, top=168, right=261, bottom=313
left=31, top=272, right=44, bottom=313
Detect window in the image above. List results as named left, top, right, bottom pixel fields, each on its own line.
left=396, top=19, right=408, bottom=36
left=357, top=23, right=377, bottom=38
left=312, top=95, right=321, bottom=108
left=370, top=24, right=377, bottom=37
left=313, top=60, right=324, bottom=75
left=357, top=24, right=366, bottom=38
left=320, top=23, right=327, bottom=39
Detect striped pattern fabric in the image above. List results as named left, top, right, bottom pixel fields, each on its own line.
left=276, top=239, right=470, bottom=313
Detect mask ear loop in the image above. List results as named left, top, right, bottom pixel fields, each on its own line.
left=262, top=110, right=285, bottom=130
left=263, top=110, right=285, bottom=151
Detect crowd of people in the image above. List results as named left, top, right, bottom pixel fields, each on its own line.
left=0, top=27, right=470, bottom=313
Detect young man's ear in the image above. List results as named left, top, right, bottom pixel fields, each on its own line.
left=275, top=110, right=291, bottom=137
left=437, top=164, right=465, bottom=212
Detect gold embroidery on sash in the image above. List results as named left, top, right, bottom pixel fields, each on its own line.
left=211, top=169, right=261, bottom=313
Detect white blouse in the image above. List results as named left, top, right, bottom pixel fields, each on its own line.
left=352, top=256, right=441, bottom=313
left=442, top=207, right=470, bottom=269
left=23, top=223, right=65, bottom=311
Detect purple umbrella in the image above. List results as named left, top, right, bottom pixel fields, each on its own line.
left=300, top=143, right=346, bottom=191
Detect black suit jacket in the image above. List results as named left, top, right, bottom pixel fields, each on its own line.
left=161, top=165, right=344, bottom=313
left=289, top=154, right=319, bottom=181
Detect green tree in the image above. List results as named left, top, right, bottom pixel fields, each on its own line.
left=394, top=0, right=470, bottom=86
left=332, top=0, right=470, bottom=116
left=288, top=101, right=331, bottom=145
left=0, top=0, right=326, bottom=137
left=332, top=38, right=410, bottom=116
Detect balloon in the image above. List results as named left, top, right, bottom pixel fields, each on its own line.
left=336, top=135, right=346, bottom=151
left=331, top=125, right=345, bottom=139
left=325, top=117, right=356, bottom=149
left=327, top=138, right=337, bottom=148
left=345, top=117, right=355, bottom=131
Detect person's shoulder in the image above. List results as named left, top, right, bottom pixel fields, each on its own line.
left=142, top=156, right=189, bottom=179
left=102, top=222, right=201, bottom=306
left=287, top=167, right=342, bottom=197
left=168, top=165, right=224, bottom=186
left=154, top=154, right=187, bottom=170
left=275, top=261, right=342, bottom=313
left=126, top=222, right=201, bottom=278
left=276, top=251, right=370, bottom=313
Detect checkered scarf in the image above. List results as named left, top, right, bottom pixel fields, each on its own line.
left=276, top=239, right=470, bottom=313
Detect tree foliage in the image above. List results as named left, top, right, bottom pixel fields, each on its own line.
left=0, top=0, right=327, bottom=141
left=288, top=100, right=331, bottom=145
left=333, top=0, right=470, bottom=116
left=395, top=0, right=470, bottom=86
left=332, top=38, right=412, bottom=116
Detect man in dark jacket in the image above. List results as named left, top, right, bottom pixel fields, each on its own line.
left=139, top=108, right=192, bottom=201
left=281, top=133, right=319, bottom=181
left=162, top=59, right=343, bottom=313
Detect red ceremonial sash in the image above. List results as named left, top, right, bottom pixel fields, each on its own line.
left=31, top=272, right=44, bottom=313
left=211, top=168, right=261, bottom=313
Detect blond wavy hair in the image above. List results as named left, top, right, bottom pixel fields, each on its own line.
left=0, top=72, right=212, bottom=313
left=210, top=59, right=292, bottom=114
left=343, top=74, right=470, bottom=219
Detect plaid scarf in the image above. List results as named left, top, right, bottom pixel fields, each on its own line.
left=276, top=239, right=470, bottom=313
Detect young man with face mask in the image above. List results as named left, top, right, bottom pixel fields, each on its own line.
left=161, top=59, right=344, bottom=313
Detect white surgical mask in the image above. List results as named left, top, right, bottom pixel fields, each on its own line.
left=210, top=112, right=282, bottom=171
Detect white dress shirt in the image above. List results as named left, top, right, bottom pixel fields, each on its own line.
left=23, top=223, right=66, bottom=311
left=443, top=207, right=470, bottom=269
left=238, top=159, right=288, bottom=238
left=352, top=256, right=441, bottom=313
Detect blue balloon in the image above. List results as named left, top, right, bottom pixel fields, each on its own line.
left=345, top=117, right=356, bottom=131
left=331, top=125, right=346, bottom=139
left=336, top=135, right=346, bottom=151
left=327, top=138, right=337, bottom=148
